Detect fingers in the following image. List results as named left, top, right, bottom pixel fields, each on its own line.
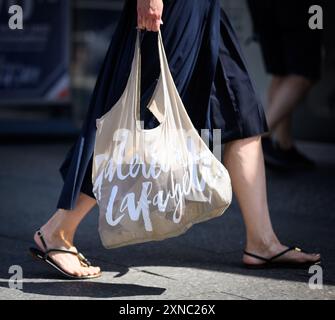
left=137, top=1, right=163, bottom=32
left=145, top=17, right=154, bottom=32
left=152, top=18, right=162, bottom=32
left=138, top=17, right=162, bottom=32
left=137, top=12, right=150, bottom=31
left=139, top=17, right=162, bottom=32
left=137, top=14, right=145, bottom=30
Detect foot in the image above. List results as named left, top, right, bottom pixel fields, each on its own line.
left=34, top=228, right=101, bottom=278
left=262, top=137, right=315, bottom=170
left=243, top=242, right=321, bottom=267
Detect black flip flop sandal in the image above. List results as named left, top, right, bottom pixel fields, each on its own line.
left=243, top=246, right=321, bottom=269
left=29, top=230, right=102, bottom=280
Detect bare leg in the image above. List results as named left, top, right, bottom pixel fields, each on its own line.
left=264, top=75, right=315, bottom=168
left=269, top=77, right=295, bottom=149
left=223, top=136, right=320, bottom=265
left=268, top=76, right=284, bottom=108
left=262, top=76, right=283, bottom=138
left=274, top=115, right=294, bottom=150
left=266, top=75, right=313, bottom=131
left=34, top=193, right=101, bottom=277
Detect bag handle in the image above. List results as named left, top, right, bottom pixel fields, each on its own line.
left=133, top=29, right=142, bottom=122
left=133, top=29, right=169, bottom=126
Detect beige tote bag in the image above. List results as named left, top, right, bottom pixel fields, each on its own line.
left=92, top=30, right=232, bottom=249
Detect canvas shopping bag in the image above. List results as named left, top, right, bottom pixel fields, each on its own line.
left=92, top=30, right=232, bottom=249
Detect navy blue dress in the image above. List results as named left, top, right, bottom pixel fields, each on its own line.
left=57, top=0, right=268, bottom=210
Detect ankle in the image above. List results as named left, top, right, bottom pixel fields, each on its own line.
left=275, top=139, right=294, bottom=150
left=41, top=209, right=77, bottom=243
left=40, top=224, right=74, bottom=248
left=245, top=234, right=281, bottom=254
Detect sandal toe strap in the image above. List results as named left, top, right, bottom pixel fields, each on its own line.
left=244, top=246, right=304, bottom=263
left=269, top=246, right=302, bottom=261
left=44, top=249, right=91, bottom=267
left=44, top=248, right=78, bottom=260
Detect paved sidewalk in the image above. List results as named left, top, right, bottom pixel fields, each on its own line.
left=0, top=139, right=335, bottom=300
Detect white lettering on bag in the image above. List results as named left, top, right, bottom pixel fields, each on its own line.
left=93, top=129, right=213, bottom=231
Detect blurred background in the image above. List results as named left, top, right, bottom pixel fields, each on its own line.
left=0, top=0, right=123, bottom=136
left=0, top=0, right=334, bottom=142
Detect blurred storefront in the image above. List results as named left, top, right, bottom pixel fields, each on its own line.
left=70, top=0, right=124, bottom=125
left=0, top=0, right=123, bottom=136
left=0, top=0, right=70, bottom=105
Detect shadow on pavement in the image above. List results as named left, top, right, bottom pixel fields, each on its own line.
left=0, top=281, right=166, bottom=299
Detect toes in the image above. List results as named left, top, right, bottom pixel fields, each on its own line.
left=71, top=270, right=82, bottom=277
left=78, top=266, right=101, bottom=277
left=76, top=267, right=90, bottom=277
left=89, top=266, right=101, bottom=275
left=303, top=252, right=321, bottom=263
left=312, top=253, right=321, bottom=262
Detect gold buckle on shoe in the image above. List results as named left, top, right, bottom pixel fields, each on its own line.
left=77, top=252, right=91, bottom=267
